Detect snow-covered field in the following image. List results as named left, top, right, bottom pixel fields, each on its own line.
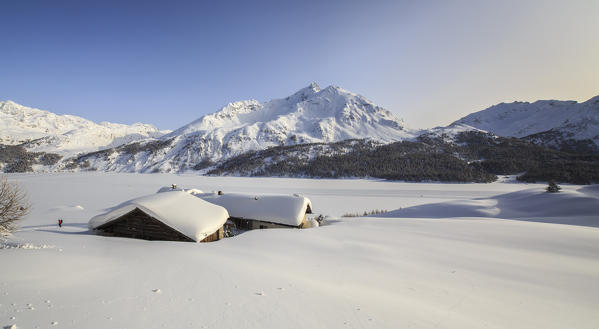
left=1, top=173, right=599, bottom=329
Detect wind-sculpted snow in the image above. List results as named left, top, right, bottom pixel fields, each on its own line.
left=381, top=185, right=599, bottom=227
left=2, top=174, right=599, bottom=329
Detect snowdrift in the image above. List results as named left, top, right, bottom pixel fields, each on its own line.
left=381, top=185, right=599, bottom=227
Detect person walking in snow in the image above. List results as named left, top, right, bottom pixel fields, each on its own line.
left=58, top=219, right=63, bottom=228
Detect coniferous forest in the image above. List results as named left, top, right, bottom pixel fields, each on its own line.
left=208, top=132, right=599, bottom=184
left=2, top=131, right=599, bottom=184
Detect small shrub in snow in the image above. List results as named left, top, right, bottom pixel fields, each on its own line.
left=315, top=214, right=325, bottom=224
left=0, top=176, right=30, bottom=234
left=546, top=180, right=562, bottom=193
left=342, top=209, right=388, bottom=217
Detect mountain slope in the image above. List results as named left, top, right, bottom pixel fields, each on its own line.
left=453, top=96, right=599, bottom=149
left=165, top=82, right=414, bottom=158
left=207, top=130, right=599, bottom=184
left=4, top=88, right=598, bottom=177
left=0, top=100, right=168, bottom=155
left=62, top=83, right=416, bottom=172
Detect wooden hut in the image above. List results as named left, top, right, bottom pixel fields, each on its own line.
left=89, top=191, right=229, bottom=242
left=196, top=192, right=313, bottom=230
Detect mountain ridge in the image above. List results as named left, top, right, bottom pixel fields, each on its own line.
left=0, top=100, right=169, bottom=155
left=453, top=95, right=599, bottom=148
left=1, top=85, right=598, bottom=175
left=165, top=82, right=412, bottom=144
left=62, top=83, right=416, bottom=172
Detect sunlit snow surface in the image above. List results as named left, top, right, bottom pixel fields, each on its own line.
left=1, top=173, right=598, bottom=329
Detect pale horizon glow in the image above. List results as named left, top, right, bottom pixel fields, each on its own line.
left=0, top=0, right=597, bottom=130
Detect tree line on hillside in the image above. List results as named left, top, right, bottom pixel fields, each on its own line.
left=208, top=131, right=599, bottom=184
left=208, top=138, right=496, bottom=182
left=2, top=131, right=599, bottom=184
left=0, top=145, right=61, bottom=173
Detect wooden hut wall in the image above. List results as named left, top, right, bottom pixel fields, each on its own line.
left=201, top=226, right=224, bottom=242
left=95, top=208, right=194, bottom=242
left=250, top=220, right=295, bottom=229
left=229, top=216, right=300, bottom=230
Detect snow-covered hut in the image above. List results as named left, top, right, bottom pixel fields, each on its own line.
left=89, top=191, right=229, bottom=242
left=196, top=192, right=313, bottom=229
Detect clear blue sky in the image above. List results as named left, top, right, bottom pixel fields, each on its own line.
left=1, top=0, right=597, bottom=130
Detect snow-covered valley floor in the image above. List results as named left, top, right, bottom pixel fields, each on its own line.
left=1, top=173, right=599, bottom=329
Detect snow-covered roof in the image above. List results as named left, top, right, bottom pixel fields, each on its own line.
left=196, top=192, right=312, bottom=227
left=89, top=191, right=229, bottom=242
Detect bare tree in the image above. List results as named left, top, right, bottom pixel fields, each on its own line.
left=0, top=176, right=30, bottom=234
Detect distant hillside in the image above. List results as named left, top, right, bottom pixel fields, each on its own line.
left=453, top=96, right=599, bottom=152
left=207, top=131, right=599, bottom=184
left=0, top=100, right=168, bottom=156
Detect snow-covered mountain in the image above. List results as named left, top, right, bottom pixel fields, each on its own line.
left=0, top=100, right=169, bottom=155
left=453, top=96, right=599, bottom=149
left=70, top=83, right=416, bottom=172
left=4, top=87, right=598, bottom=174
left=418, top=123, right=490, bottom=144
left=167, top=82, right=413, bottom=154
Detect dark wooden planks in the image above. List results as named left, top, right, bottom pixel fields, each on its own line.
left=95, top=208, right=195, bottom=242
